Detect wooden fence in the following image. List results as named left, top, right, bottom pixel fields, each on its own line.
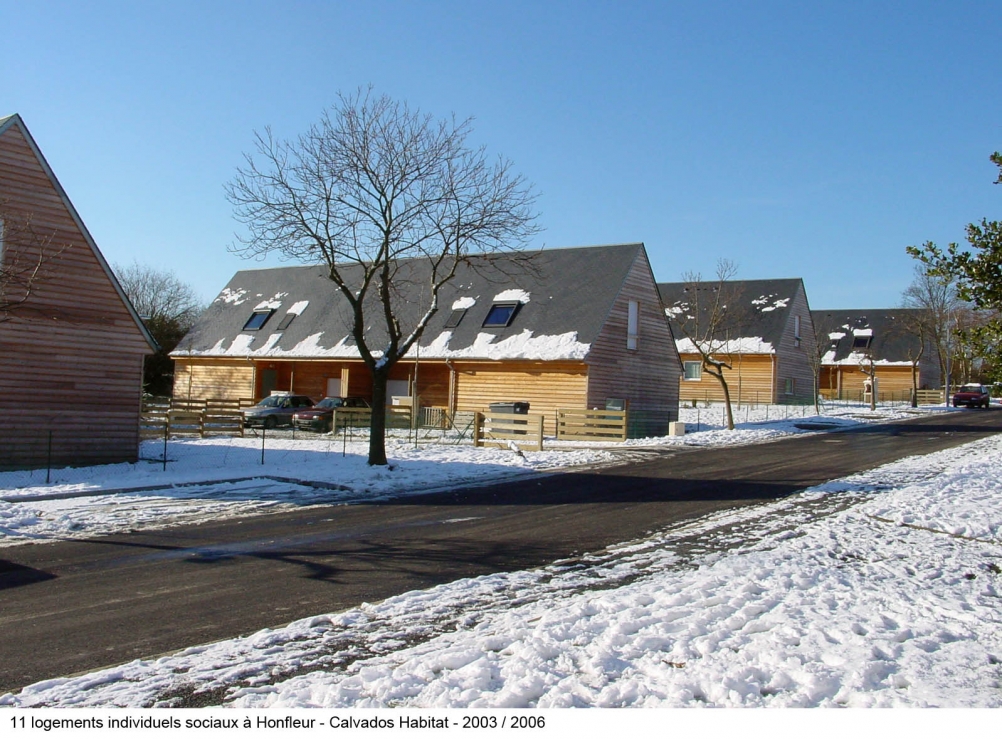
left=140, top=398, right=252, bottom=440
left=555, top=408, right=628, bottom=441
left=473, top=411, right=545, bottom=452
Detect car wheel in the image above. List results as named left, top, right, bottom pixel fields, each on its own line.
left=264, top=416, right=277, bottom=429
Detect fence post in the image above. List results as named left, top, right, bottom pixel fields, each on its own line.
left=162, top=418, right=168, bottom=472
left=473, top=412, right=483, bottom=448
left=46, top=430, right=53, bottom=484
left=261, top=426, right=266, bottom=465
left=536, top=414, right=544, bottom=451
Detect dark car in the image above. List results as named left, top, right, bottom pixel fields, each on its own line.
left=242, top=394, right=316, bottom=428
left=952, top=383, right=991, bottom=408
left=292, top=397, right=371, bottom=432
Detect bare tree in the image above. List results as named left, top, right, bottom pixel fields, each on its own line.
left=900, top=261, right=963, bottom=387
left=114, top=261, right=204, bottom=396
left=807, top=312, right=840, bottom=414
left=0, top=204, right=63, bottom=322
left=226, top=89, right=540, bottom=465
left=668, top=260, right=745, bottom=430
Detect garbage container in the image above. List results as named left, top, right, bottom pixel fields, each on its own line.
left=489, top=401, right=530, bottom=434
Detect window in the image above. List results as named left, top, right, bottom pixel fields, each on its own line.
left=683, top=361, right=702, bottom=381
left=784, top=378, right=795, bottom=395
left=794, top=315, right=801, bottom=347
left=243, top=309, right=274, bottom=331
left=483, top=302, right=519, bottom=327
left=627, top=300, right=639, bottom=350
left=852, top=335, right=871, bottom=350
left=276, top=312, right=297, bottom=331
left=444, top=309, right=467, bottom=328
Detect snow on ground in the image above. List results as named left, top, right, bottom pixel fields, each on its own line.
left=4, top=402, right=1000, bottom=708
left=0, top=403, right=942, bottom=546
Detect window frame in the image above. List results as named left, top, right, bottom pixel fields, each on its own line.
left=627, top=300, right=639, bottom=351
left=683, top=361, right=703, bottom=381
left=242, top=309, right=274, bottom=331
left=482, top=302, right=520, bottom=328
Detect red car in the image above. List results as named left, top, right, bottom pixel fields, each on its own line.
left=952, top=383, right=991, bottom=408
left=292, top=397, right=371, bottom=432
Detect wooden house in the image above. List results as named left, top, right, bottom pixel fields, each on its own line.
left=173, top=243, right=681, bottom=436
left=812, top=309, right=941, bottom=402
left=658, top=278, right=818, bottom=405
left=0, top=114, right=156, bottom=468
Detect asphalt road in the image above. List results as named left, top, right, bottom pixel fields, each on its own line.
left=2, top=409, right=1000, bottom=695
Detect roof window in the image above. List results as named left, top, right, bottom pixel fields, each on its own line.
left=243, top=309, right=274, bottom=331
left=482, top=302, right=520, bottom=328
left=444, top=309, right=467, bottom=328
left=276, top=312, right=297, bottom=331
left=852, top=335, right=872, bottom=350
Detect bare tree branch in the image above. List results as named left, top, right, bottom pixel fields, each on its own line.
left=668, top=259, right=746, bottom=430
left=0, top=203, right=65, bottom=322
left=225, top=88, right=541, bottom=465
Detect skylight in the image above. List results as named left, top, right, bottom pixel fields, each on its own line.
left=276, top=312, right=297, bottom=331
left=483, top=302, right=520, bottom=328
left=444, top=309, right=467, bottom=328
left=243, top=309, right=274, bottom=331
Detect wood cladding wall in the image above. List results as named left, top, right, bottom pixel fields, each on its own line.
left=585, top=250, right=680, bottom=427
left=678, top=354, right=776, bottom=404
left=452, top=361, right=588, bottom=435
left=173, top=360, right=255, bottom=401
left=0, top=120, right=152, bottom=468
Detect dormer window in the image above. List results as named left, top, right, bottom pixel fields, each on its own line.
left=444, top=309, right=467, bottom=328
left=483, top=302, right=520, bottom=328
left=243, top=309, right=274, bottom=331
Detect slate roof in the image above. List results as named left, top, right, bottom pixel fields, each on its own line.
left=174, top=243, right=648, bottom=362
left=656, top=278, right=805, bottom=352
left=812, top=309, right=926, bottom=365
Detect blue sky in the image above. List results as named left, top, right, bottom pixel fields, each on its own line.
left=3, top=1, right=1000, bottom=309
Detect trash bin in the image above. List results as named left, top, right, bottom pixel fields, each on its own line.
left=489, top=401, right=530, bottom=434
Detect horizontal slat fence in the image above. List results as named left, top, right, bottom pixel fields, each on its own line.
left=473, top=411, right=545, bottom=452
left=556, top=408, right=628, bottom=441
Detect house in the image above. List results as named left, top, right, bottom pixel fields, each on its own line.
left=812, top=309, right=942, bottom=402
left=173, top=243, right=681, bottom=436
left=0, top=114, right=156, bottom=468
left=657, top=278, right=818, bottom=405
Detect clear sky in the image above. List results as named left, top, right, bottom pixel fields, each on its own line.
left=3, top=0, right=1000, bottom=309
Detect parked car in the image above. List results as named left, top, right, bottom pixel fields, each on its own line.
left=952, top=383, right=991, bottom=408
left=292, top=397, right=371, bottom=432
left=242, top=394, right=316, bottom=428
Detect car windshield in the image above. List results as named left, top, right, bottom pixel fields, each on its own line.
left=316, top=398, right=343, bottom=409
left=256, top=396, right=285, bottom=408
left=960, top=385, right=983, bottom=392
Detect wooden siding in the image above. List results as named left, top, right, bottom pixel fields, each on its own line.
left=773, top=283, right=817, bottom=403
left=585, top=249, right=680, bottom=433
left=173, top=359, right=255, bottom=401
left=0, top=120, right=151, bottom=468
left=452, top=361, right=588, bottom=435
left=678, top=353, right=777, bottom=405
left=823, top=365, right=918, bottom=400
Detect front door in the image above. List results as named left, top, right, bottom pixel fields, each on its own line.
left=260, top=369, right=277, bottom=397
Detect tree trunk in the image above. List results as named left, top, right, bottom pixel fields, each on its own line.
left=720, top=377, right=735, bottom=430
left=368, top=369, right=389, bottom=466
left=910, top=362, right=919, bottom=408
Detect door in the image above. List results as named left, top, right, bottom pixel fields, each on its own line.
left=259, top=369, right=277, bottom=397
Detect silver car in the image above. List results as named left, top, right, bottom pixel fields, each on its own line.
left=242, top=394, right=316, bottom=428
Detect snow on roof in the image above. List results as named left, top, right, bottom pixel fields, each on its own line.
left=411, top=329, right=589, bottom=361
left=188, top=329, right=591, bottom=362
left=493, top=289, right=530, bottom=303
left=676, top=336, right=774, bottom=355
left=216, top=288, right=248, bottom=305
left=286, top=300, right=309, bottom=316
left=254, top=292, right=289, bottom=311
left=751, top=294, right=790, bottom=312
left=452, top=296, right=477, bottom=310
